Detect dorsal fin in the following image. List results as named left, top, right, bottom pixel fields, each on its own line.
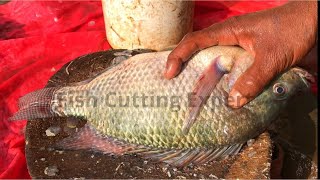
left=68, top=55, right=130, bottom=87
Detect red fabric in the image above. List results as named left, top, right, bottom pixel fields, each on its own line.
left=2, top=0, right=313, bottom=178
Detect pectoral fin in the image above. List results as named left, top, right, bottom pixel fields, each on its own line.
left=182, top=56, right=228, bottom=134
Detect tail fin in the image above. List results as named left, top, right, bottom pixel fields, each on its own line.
left=10, top=87, right=60, bottom=121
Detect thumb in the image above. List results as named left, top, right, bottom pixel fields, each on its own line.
left=228, top=56, right=279, bottom=108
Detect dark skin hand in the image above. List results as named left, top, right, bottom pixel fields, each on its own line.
left=164, top=1, right=318, bottom=108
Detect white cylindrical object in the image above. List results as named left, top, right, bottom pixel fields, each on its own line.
left=102, top=0, right=194, bottom=51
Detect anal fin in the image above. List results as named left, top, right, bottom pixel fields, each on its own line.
left=140, top=144, right=244, bottom=167
left=168, top=149, right=200, bottom=167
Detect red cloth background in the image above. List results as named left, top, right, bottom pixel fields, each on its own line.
left=1, top=0, right=315, bottom=178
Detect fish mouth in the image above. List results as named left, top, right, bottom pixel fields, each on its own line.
left=291, top=67, right=315, bottom=89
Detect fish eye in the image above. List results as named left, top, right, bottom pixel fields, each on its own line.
left=274, top=85, right=285, bottom=94
left=273, top=83, right=288, bottom=100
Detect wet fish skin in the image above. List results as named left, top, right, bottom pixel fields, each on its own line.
left=44, top=46, right=309, bottom=149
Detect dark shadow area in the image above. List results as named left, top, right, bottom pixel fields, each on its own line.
left=0, top=13, right=25, bottom=40
left=269, top=91, right=317, bottom=178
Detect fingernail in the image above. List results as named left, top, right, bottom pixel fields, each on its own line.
left=163, top=68, right=168, bottom=76
left=163, top=69, right=170, bottom=79
left=164, top=64, right=173, bottom=79
left=228, top=89, right=248, bottom=108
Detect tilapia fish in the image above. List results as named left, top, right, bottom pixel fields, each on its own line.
left=11, top=46, right=310, bottom=167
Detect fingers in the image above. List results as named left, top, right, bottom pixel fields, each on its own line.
left=228, top=55, right=280, bottom=108
left=164, top=31, right=212, bottom=79
left=164, top=20, right=240, bottom=79
left=164, top=54, right=183, bottom=79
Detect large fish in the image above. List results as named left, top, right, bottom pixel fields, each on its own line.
left=11, top=46, right=310, bottom=167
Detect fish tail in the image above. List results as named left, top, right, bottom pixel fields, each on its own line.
left=10, top=87, right=60, bottom=121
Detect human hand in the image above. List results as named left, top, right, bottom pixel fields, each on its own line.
left=164, top=1, right=317, bottom=108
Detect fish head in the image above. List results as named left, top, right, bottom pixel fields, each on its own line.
left=246, top=67, right=312, bottom=120
left=263, top=67, right=310, bottom=101
left=218, top=67, right=314, bottom=145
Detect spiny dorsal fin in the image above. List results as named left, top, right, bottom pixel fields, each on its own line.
left=68, top=54, right=130, bottom=87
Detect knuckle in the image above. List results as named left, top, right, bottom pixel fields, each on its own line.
left=261, top=53, right=284, bottom=73
left=240, top=75, right=264, bottom=97
left=207, top=16, right=242, bottom=44
left=225, top=16, right=238, bottom=24
left=223, top=16, right=248, bottom=40
left=167, top=53, right=179, bottom=61
left=225, top=16, right=241, bottom=30
left=181, top=32, right=202, bottom=50
left=183, top=32, right=196, bottom=41
left=168, top=53, right=183, bottom=64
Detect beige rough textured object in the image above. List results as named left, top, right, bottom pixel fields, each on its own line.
left=225, top=132, right=272, bottom=179
left=102, top=0, right=194, bottom=51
